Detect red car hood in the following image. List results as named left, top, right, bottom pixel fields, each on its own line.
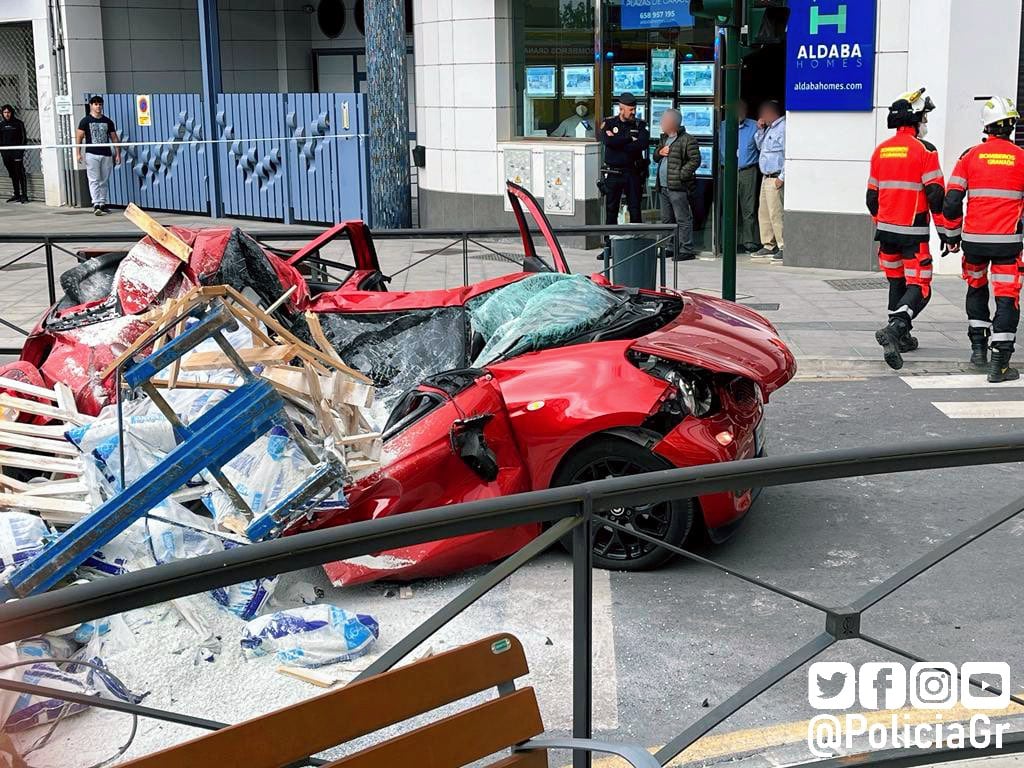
left=630, top=292, right=796, bottom=397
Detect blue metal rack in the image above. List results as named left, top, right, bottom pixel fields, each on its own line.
left=1, top=298, right=345, bottom=599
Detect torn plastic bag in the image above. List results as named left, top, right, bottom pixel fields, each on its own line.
left=470, top=274, right=621, bottom=366
left=240, top=605, right=379, bottom=667
left=3, top=638, right=140, bottom=733
left=0, top=513, right=49, bottom=581
left=209, top=541, right=279, bottom=620
left=317, top=307, right=467, bottom=424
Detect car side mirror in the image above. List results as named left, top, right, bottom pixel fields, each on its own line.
left=450, top=414, right=499, bottom=482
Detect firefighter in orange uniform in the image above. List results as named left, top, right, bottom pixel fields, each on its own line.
left=943, top=97, right=1024, bottom=382
left=867, top=88, right=948, bottom=370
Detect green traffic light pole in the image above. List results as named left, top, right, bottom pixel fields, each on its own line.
left=721, top=10, right=741, bottom=302
left=688, top=0, right=747, bottom=301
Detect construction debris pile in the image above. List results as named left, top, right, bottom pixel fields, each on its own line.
left=0, top=208, right=387, bottom=756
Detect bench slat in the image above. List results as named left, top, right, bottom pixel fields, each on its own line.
left=327, top=688, right=544, bottom=768
left=120, top=634, right=530, bottom=768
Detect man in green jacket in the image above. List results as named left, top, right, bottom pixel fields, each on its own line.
left=655, top=108, right=701, bottom=260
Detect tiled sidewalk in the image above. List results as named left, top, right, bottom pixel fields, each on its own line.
left=0, top=201, right=976, bottom=372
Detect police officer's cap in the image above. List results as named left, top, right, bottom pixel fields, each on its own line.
left=618, top=93, right=638, bottom=106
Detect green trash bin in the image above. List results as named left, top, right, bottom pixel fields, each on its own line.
left=609, top=233, right=658, bottom=290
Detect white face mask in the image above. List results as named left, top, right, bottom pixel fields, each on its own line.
left=576, top=105, right=588, bottom=117
left=917, top=122, right=928, bottom=138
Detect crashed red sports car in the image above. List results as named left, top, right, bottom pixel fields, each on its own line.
left=3, top=182, right=795, bottom=585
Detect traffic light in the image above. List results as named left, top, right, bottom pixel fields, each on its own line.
left=744, top=0, right=789, bottom=45
left=690, top=0, right=739, bottom=24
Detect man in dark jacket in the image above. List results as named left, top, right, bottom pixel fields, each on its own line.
left=655, top=108, right=701, bottom=259
left=0, top=105, right=28, bottom=203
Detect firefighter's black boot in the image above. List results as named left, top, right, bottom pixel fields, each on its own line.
left=968, top=328, right=989, bottom=369
left=988, top=344, right=1019, bottom=383
left=898, top=329, right=919, bottom=353
left=875, top=317, right=909, bottom=370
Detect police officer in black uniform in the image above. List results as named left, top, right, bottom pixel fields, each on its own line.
left=599, top=93, right=649, bottom=224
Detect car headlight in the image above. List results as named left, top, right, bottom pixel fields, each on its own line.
left=629, top=352, right=716, bottom=418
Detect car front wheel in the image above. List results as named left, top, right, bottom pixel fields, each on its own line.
left=552, top=437, right=697, bottom=571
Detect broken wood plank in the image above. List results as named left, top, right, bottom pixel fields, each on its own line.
left=276, top=666, right=337, bottom=688
left=0, top=395, right=89, bottom=426
left=0, top=375, right=60, bottom=402
left=54, top=382, right=79, bottom=419
left=180, top=344, right=299, bottom=372
left=124, top=203, right=192, bottom=262
left=265, top=285, right=297, bottom=315
left=0, top=420, right=73, bottom=439
left=98, top=292, right=202, bottom=380
left=0, top=430, right=80, bottom=457
left=20, top=479, right=90, bottom=497
left=0, top=492, right=91, bottom=516
left=304, top=311, right=373, bottom=384
left=0, top=473, right=28, bottom=492
left=0, top=450, right=81, bottom=474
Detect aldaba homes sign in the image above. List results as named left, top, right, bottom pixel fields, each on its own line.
left=785, top=0, right=877, bottom=111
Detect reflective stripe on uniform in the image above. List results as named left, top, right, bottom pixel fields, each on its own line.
left=945, top=226, right=963, bottom=237
left=878, top=180, right=924, bottom=191
left=867, top=176, right=879, bottom=187
left=922, top=169, right=943, bottom=183
left=917, top=269, right=933, bottom=279
left=991, top=332, right=1017, bottom=342
left=879, top=259, right=902, bottom=268
left=949, top=175, right=968, bottom=187
left=969, top=319, right=993, bottom=328
left=967, top=188, right=1024, bottom=200
left=990, top=273, right=1017, bottom=283
left=962, top=232, right=1024, bottom=243
left=965, top=268, right=987, bottom=278
left=877, top=222, right=930, bottom=235
left=891, top=305, right=915, bottom=318
left=904, top=268, right=918, bottom=277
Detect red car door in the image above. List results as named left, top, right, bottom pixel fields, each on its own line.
left=323, top=371, right=539, bottom=586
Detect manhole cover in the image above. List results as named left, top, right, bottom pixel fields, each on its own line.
left=741, top=302, right=780, bottom=311
left=825, top=278, right=889, bottom=291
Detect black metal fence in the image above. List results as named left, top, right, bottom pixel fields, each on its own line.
left=2, top=433, right=1024, bottom=767
left=0, top=223, right=682, bottom=355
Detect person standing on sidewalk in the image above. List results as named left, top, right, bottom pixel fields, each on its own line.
left=943, top=97, right=1024, bottom=383
left=75, top=96, right=120, bottom=215
left=721, top=100, right=761, bottom=252
left=655, top=108, right=701, bottom=261
left=599, top=93, right=649, bottom=224
left=866, top=88, right=946, bottom=371
left=753, top=101, right=785, bottom=262
left=0, top=105, right=28, bottom=203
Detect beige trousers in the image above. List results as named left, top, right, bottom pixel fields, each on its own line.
left=759, top=178, right=784, bottom=250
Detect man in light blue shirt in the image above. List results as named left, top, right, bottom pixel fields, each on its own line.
left=720, top=99, right=761, bottom=251
left=754, top=100, right=786, bottom=261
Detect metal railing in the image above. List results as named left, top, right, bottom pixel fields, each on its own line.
left=2, top=433, right=1024, bottom=768
left=0, top=223, right=683, bottom=355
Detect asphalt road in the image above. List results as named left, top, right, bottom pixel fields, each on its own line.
left=34, top=373, right=1024, bottom=767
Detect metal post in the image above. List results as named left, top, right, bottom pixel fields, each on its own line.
left=462, top=233, right=469, bottom=286
left=43, top=239, right=56, bottom=305
left=720, top=5, right=742, bottom=302
left=572, top=495, right=594, bottom=768
left=197, top=0, right=223, bottom=218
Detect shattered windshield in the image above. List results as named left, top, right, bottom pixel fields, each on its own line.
left=468, top=274, right=622, bottom=366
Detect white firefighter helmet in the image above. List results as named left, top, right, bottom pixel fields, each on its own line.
left=981, top=96, right=1019, bottom=133
left=887, top=87, right=935, bottom=129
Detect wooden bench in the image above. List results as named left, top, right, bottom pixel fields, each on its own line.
left=121, top=633, right=658, bottom=767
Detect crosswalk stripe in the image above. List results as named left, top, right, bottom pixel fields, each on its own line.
left=901, top=374, right=1024, bottom=390
left=932, top=401, right=1024, bottom=418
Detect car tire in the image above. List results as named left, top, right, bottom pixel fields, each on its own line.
left=552, top=437, right=697, bottom=571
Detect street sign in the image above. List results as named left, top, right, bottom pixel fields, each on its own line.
left=785, top=0, right=877, bottom=111
left=622, top=0, right=695, bottom=30
left=54, top=95, right=73, bottom=116
left=136, top=94, right=151, bottom=126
